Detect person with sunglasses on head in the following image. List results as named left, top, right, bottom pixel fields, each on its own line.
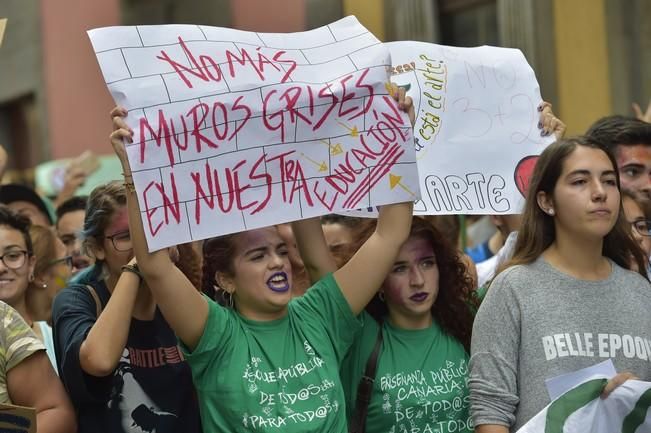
left=25, top=224, right=74, bottom=369
left=51, top=182, right=202, bottom=433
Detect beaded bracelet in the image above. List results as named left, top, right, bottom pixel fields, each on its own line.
left=122, top=172, right=136, bottom=193
left=121, top=263, right=143, bottom=282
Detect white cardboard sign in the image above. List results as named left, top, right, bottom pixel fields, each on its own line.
left=386, top=41, right=554, bottom=215
left=88, top=17, right=419, bottom=251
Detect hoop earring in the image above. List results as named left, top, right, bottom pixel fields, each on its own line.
left=221, top=290, right=234, bottom=308
left=378, top=292, right=385, bottom=302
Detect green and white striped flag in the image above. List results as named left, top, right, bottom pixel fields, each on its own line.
left=517, top=376, right=651, bottom=433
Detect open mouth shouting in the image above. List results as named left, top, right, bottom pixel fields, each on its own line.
left=266, top=272, right=290, bottom=293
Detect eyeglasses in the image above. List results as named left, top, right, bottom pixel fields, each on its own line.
left=104, top=230, right=133, bottom=252
left=48, top=255, right=73, bottom=270
left=631, top=220, right=651, bottom=237
left=0, top=250, right=29, bottom=270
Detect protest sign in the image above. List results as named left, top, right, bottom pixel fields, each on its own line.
left=386, top=41, right=555, bottom=215
left=89, top=16, right=418, bottom=251
left=517, top=375, right=651, bottom=433
left=545, top=359, right=616, bottom=401
left=0, top=403, right=36, bottom=433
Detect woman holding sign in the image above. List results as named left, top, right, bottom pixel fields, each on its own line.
left=107, top=89, right=415, bottom=433
left=469, top=137, right=651, bottom=431
left=287, top=100, right=564, bottom=433
left=52, top=182, right=202, bottom=433
left=293, top=215, right=478, bottom=433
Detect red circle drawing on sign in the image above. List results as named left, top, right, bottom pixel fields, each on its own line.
left=514, top=155, right=539, bottom=198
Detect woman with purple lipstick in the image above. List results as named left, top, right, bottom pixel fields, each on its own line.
left=108, top=86, right=416, bottom=433
left=293, top=216, right=477, bottom=433
left=290, top=102, right=564, bottom=433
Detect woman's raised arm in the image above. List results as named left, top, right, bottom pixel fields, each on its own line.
left=292, top=218, right=338, bottom=284
left=110, top=106, right=208, bottom=350
left=301, top=83, right=415, bottom=313
left=334, top=201, right=413, bottom=314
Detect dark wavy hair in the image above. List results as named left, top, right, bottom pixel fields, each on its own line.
left=175, top=242, right=203, bottom=292
left=200, top=234, right=238, bottom=306
left=55, top=195, right=88, bottom=222
left=348, top=216, right=478, bottom=351
left=586, top=115, right=651, bottom=154
left=499, top=136, right=648, bottom=278
left=0, top=205, right=33, bottom=255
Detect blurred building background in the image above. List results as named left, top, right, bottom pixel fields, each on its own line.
left=0, top=0, right=649, bottom=177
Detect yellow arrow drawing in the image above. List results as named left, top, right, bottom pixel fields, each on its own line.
left=337, top=121, right=359, bottom=138
left=319, top=139, right=344, bottom=156
left=301, top=153, right=328, bottom=172
left=389, top=173, right=416, bottom=196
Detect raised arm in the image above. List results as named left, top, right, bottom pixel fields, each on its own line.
left=321, top=82, right=415, bottom=313
left=79, top=258, right=143, bottom=376
left=292, top=217, right=338, bottom=284
left=110, top=107, right=208, bottom=350
left=334, top=201, right=413, bottom=314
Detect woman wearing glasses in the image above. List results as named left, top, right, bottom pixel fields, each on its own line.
left=25, top=224, right=73, bottom=368
left=0, top=208, right=67, bottom=367
left=0, top=205, right=77, bottom=432
left=621, top=190, right=651, bottom=271
left=52, top=182, right=201, bottom=433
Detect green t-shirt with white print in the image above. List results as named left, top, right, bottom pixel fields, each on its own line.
left=342, top=312, right=472, bottom=433
left=182, top=273, right=361, bottom=433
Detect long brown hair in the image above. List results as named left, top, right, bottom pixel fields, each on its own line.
left=499, top=136, right=648, bottom=277
left=349, top=217, right=478, bottom=351
left=175, top=242, right=203, bottom=292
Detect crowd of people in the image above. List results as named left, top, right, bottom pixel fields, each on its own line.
left=0, top=62, right=650, bottom=433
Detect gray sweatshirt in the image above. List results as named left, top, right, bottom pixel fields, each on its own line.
left=469, top=257, right=651, bottom=431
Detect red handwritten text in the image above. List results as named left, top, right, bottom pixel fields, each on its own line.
left=156, top=37, right=297, bottom=89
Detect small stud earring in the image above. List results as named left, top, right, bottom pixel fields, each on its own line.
left=548, top=208, right=555, bottom=216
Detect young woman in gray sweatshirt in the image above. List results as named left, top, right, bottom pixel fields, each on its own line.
left=469, top=136, right=651, bottom=432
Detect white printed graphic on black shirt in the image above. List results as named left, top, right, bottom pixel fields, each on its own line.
left=108, top=349, right=179, bottom=432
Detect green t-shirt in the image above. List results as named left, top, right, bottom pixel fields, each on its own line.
left=182, top=273, right=361, bottom=433
left=342, top=312, right=472, bottom=433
